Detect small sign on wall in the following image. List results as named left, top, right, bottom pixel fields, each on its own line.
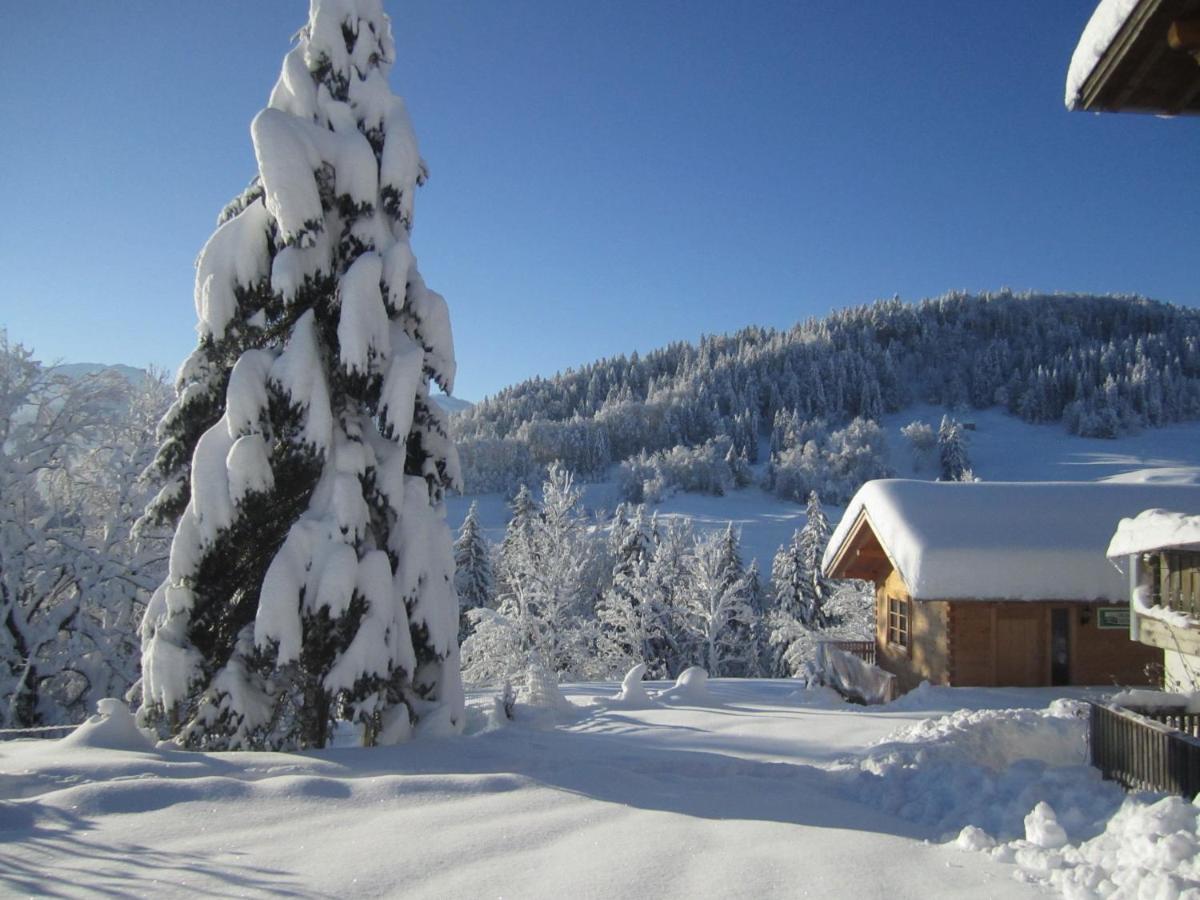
left=1097, top=607, right=1130, bottom=629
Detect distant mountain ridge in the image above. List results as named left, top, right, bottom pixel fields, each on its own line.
left=53, top=362, right=151, bottom=384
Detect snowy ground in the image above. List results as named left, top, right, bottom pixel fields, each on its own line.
left=4, top=681, right=1197, bottom=898
left=447, top=408, right=1200, bottom=568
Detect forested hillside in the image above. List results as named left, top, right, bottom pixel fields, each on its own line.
left=453, top=292, right=1200, bottom=494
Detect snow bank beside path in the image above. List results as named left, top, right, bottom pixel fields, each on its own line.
left=841, top=697, right=1200, bottom=897
left=841, top=700, right=1116, bottom=842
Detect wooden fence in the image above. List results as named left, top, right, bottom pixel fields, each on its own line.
left=1088, top=702, right=1200, bottom=798
left=819, top=640, right=876, bottom=666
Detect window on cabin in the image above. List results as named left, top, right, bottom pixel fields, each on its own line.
left=887, top=596, right=909, bottom=649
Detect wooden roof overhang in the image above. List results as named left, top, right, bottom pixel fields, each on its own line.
left=1075, top=0, right=1200, bottom=114
left=823, top=508, right=900, bottom=587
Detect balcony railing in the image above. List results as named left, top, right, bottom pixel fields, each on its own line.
left=1146, top=592, right=1200, bottom=620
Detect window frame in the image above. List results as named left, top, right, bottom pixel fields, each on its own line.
left=886, top=595, right=910, bottom=650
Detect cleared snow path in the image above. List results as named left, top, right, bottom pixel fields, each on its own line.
left=0, top=681, right=1178, bottom=898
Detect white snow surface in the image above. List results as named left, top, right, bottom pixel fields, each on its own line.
left=823, top=479, right=1200, bottom=601
left=5, top=683, right=1196, bottom=898
left=1065, top=0, right=1140, bottom=110
left=1107, top=508, right=1200, bottom=558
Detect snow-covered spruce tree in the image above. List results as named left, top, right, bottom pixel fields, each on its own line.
left=645, top=515, right=694, bottom=676
left=797, top=491, right=833, bottom=628
left=138, top=1, right=462, bottom=750
left=765, top=499, right=830, bottom=677
left=678, top=531, right=756, bottom=677
left=521, top=464, right=596, bottom=678
left=595, top=505, right=660, bottom=676
left=463, top=464, right=597, bottom=684
left=453, top=501, right=494, bottom=641
left=937, top=415, right=972, bottom=482
left=496, top=483, right=537, bottom=598
left=766, top=530, right=806, bottom=677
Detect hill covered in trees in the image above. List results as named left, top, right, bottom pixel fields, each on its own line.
left=452, top=292, right=1200, bottom=495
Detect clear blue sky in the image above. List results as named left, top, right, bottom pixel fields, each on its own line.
left=0, top=2, right=1194, bottom=402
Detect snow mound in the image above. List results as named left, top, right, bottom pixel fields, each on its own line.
left=1024, top=801, right=1069, bottom=849
left=517, top=660, right=576, bottom=716
left=845, top=700, right=1121, bottom=841
left=954, top=825, right=996, bottom=852
left=60, top=699, right=156, bottom=752
left=1029, top=795, right=1200, bottom=897
left=869, top=699, right=1200, bottom=895
left=655, top=667, right=716, bottom=705
left=871, top=699, right=1090, bottom=771
left=607, top=663, right=657, bottom=709
left=880, top=679, right=942, bottom=711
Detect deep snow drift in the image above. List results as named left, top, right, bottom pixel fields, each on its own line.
left=3, top=682, right=1197, bottom=898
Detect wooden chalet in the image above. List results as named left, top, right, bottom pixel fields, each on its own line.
left=822, top=481, right=1200, bottom=694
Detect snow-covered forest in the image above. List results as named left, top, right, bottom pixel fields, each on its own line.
left=12, top=285, right=1200, bottom=730
left=455, top=467, right=869, bottom=687
left=455, top=292, right=1200, bottom=494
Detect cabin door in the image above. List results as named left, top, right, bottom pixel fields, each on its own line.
left=1050, top=608, right=1071, bottom=686
left=995, top=609, right=1043, bottom=686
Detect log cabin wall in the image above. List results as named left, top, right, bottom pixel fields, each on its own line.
left=875, top=590, right=1159, bottom=690
left=943, top=601, right=1157, bottom=687
left=1071, top=604, right=1158, bottom=685
left=874, top=570, right=950, bottom=693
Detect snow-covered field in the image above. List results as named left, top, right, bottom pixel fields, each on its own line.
left=4, top=680, right=1197, bottom=898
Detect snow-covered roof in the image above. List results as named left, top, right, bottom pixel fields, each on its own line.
left=1106, top=508, right=1200, bottom=558
left=1065, top=0, right=1140, bottom=110
left=823, top=480, right=1200, bottom=602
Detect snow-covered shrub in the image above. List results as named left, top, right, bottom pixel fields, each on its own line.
left=594, top=507, right=662, bottom=677
left=0, top=336, right=169, bottom=728
left=616, top=437, right=740, bottom=502
left=477, top=465, right=601, bottom=683
left=901, top=419, right=935, bottom=469
left=768, top=418, right=891, bottom=504
left=138, top=1, right=463, bottom=750
left=674, top=531, right=756, bottom=677
left=517, top=417, right=611, bottom=477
